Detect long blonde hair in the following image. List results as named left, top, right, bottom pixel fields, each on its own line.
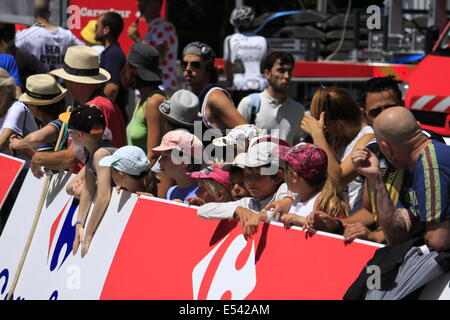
left=314, top=176, right=349, bottom=219
left=198, top=179, right=232, bottom=202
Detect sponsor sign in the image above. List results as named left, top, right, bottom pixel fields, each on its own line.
left=1, top=168, right=447, bottom=300
left=0, top=153, right=24, bottom=209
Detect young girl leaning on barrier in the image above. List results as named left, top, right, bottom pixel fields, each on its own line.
left=264, top=143, right=349, bottom=231
left=98, top=145, right=159, bottom=196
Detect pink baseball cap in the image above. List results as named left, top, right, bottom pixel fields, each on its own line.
left=186, top=165, right=231, bottom=191
left=281, top=142, right=328, bottom=180
left=152, top=129, right=203, bottom=161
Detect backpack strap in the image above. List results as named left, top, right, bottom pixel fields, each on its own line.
left=248, top=93, right=261, bottom=125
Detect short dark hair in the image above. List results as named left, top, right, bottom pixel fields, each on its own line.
left=101, top=12, right=124, bottom=41
left=360, top=75, right=403, bottom=108
left=261, top=51, right=295, bottom=73
left=34, top=2, right=51, bottom=20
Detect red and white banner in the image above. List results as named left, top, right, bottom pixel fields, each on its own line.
left=0, top=166, right=448, bottom=299
left=0, top=153, right=24, bottom=209
left=68, top=0, right=165, bottom=56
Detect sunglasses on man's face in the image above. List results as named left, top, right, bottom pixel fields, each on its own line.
left=182, top=61, right=202, bottom=70
left=367, top=104, right=397, bottom=118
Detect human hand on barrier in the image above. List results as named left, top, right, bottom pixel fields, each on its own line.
left=72, top=224, right=84, bottom=255
left=241, top=213, right=264, bottom=238
left=280, top=213, right=306, bottom=229
left=31, top=163, right=44, bottom=179
left=136, top=191, right=155, bottom=198
left=263, top=197, right=293, bottom=218
left=343, top=222, right=372, bottom=243
left=187, top=197, right=206, bottom=207
left=304, top=211, right=338, bottom=233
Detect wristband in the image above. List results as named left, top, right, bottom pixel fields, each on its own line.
left=264, top=209, right=275, bottom=223
left=75, top=221, right=84, bottom=227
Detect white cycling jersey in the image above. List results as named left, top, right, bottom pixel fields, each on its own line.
left=15, top=26, right=84, bottom=71
left=223, top=32, right=269, bottom=91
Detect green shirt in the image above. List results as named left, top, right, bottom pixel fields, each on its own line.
left=126, top=89, right=165, bottom=153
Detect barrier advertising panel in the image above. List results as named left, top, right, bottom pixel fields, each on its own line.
left=0, top=167, right=447, bottom=300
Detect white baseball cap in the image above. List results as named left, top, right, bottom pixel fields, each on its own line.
left=99, top=146, right=150, bottom=176
left=234, top=141, right=281, bottom=168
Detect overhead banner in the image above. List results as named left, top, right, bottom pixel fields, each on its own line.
left=0, top=169, right=447, bottom=299
left=0, top=153, right=24, bottom=209
left=68, top=0, right=155, bottom=55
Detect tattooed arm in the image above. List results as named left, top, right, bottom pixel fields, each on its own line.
left=352, top=148, right=423, bottom=244
left=372, top=174, right=423, bottom=244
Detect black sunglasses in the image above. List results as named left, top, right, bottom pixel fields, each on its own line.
left=367, top=104, right=397, bottom=118
left=182, top=61, right=202, bottom=70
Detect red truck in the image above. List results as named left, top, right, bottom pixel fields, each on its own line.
left=405, top=21, right=450, bottom=139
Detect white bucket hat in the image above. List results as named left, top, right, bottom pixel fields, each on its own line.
left=159, top=89, right=200, bottom=127
left=99, top=146, right=150, bottom=176
left=19, top=74, right=67, bottom=106
left=50, top=46, right=111, bottom=84
left=213, top=124, right=265, bottom=147
left=0, top=68, right=15, bottom=87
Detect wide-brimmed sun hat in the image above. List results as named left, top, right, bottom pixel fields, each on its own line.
left=50, top=46, right=110, bottom=84
left=19, top=74, right=67, bottom=106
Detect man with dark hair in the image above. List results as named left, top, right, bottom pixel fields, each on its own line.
left=15, top=1, right=84, bottom=71
left=181, top=41, right=247, bottom=148
left=223, top=5, right=269, bottom=105
left=95, top=12, right=128, bottom=122
left=127, top=0, right=178, bottom=91
left=237, top=51, right=305, bottom=145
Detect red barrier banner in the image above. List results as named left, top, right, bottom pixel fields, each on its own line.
left=101, top=197, right=382, bottom=300
left=0, top=153, right=24, bottom=209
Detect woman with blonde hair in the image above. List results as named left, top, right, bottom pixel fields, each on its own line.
left=301, top=87, right=374, bottom=214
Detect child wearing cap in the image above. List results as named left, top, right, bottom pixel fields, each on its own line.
left=185, top=165, right=232, bottom=206
left=152, top=129, right=204, bottom=203
left=99, top=145, right=158, bottom=195
left=66, top=106, right=118, bottom=258
left=265, top=143, right=349, bottom=229
left=221, top=153, right=251, bottom=201
left=197, top=139, right=296, bottom=237
left=212, top=124, right=265, bottom=163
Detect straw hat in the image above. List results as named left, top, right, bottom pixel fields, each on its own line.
left=0, top=68, right=15, bottom=87
left=50, top=46, right=110, bottom=84
left=19, top=74, right=67, bottom=106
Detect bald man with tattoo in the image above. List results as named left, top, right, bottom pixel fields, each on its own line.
left=350, top=107, right=450, bottom=300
